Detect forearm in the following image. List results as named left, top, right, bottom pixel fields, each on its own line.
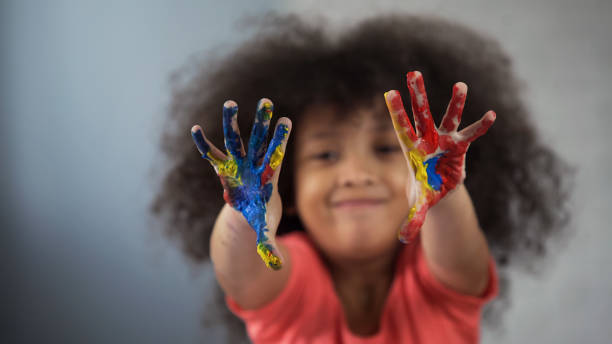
left=420, top=183, right=491, bottom=295
left=210, top=204, right=290, bottom=308
left=211, top=204, right=262, bottom=288
left=210, top=205, right=270, bottom=294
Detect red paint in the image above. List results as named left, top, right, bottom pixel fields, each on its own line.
left=387, top=91, right=418, bottom=142
left=440, top=83, right=466, bottom=133
left=399, top=191, right=435, bottom=243
left=387, top=71, right=496, bottom=243
left=220, top=177, right=233, bottom=205
left=464, top=111, right=496, bottom=143
left=433, top=150, right=466, bottom=196
left=260, top=164, right=275, bottom=185
left=407, top=72, right=438, bottom=153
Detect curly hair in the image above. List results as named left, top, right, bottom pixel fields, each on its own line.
left=151, top=12, right=574, bottom=342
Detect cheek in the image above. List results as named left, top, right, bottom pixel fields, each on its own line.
left=385, top=156, right=416, bottom=209
left=294, top=168, right=330, bottom=218
left=388, top=156, right=411, bottom=190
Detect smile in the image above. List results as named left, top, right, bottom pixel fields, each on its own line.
left=331, top=199, right=387, bottom=209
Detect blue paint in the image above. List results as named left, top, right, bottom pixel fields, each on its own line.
left=424, top=154, right=443, bottom=191
left=239, top=123, right=289, bottom=246
left=248, top=99, right=272, bottom=164
left=257, top=123, right=289, bottom=176
left=262, top=182, right=273, bottom=204
left=192, top=102, right=289, bottom=268
left=191, top=129, right=212, bottom=161
left=222, top=103, right=244, bottom=160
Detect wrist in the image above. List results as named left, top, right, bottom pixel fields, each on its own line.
left=430, top=183, right=466, bottom=213
left=220, top=204, right=251, bottom=232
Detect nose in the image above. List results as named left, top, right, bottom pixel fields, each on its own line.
left=336, top=152, right=378, bottom=187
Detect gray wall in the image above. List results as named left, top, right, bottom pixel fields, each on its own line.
left=2, top=0, right=610, bottom=343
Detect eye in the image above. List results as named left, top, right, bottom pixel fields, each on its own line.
left=311, top=150, right=339, bottom=161
left=375, top=144, right=401, bottom=154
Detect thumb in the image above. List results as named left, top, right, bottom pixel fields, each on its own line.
left=400, top=180, right=430, bottom=244
left=257, top=236, right=284, bottom=270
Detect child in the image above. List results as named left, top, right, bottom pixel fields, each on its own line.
left=152, top=13, right=572, bottom=343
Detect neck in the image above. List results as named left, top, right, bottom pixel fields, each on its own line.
left=327, top=245, right=401, bottom=308
left=325, top=245, right=401, bottom=336
left=328, top=247, right=399, bottom=288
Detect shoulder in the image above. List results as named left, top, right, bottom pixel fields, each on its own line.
left=397, top=235, right=499, bottom=310
left=230, top=231, right=324, bottom=310
left=278, top=231, right=316, bottom=255
left=226, top=231, right=338, bottom=340
left=277, top=231, right=326, bottom=278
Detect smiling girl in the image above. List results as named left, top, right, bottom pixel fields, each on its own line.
left=153, top=13, right=573, bottom=343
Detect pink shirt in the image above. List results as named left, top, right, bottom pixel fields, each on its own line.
left=227, top=231, right=498, bottom=343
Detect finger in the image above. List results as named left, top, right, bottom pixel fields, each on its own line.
left=398, top=187, right=431, bottom=244
left=439, top=82, right=467, bottom=133
left=384, top=90, right=418, bottom=156
left=406, top=71, right=437, bottom=146
left=243, top=203, right=285, bottom=270
left=247, top=98, right=273, bottom=164
left=458, top=110, right=496, bottom=143
left=257, top=237, right=284, bottom=270
left=259, top=117, right=292, bottom=186
left=191, top=125, right=227, bottom=167
left=222, top=100, right=246, bottom=159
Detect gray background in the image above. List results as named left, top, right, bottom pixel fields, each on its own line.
left=2, top=0, right=610, bottom=343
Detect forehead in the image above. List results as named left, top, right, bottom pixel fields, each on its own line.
left=296, top=100, right=393, bottom=139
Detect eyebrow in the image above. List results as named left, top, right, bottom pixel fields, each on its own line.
left=307, top=124, right=394, bottom=139
left=307, top=131, right=336, bottom=139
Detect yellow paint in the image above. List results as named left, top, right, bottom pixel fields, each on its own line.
left=383, top=105, right=434, bottom=193
left=384, top=103, right=436, bottom=199
left=257, top=242, right=282, bottom=270
left=407, top=204, right=417, bottom=221
left=218, top=158, right=238, bottom=177
left=385, top=94, right=416, bottom=150
left=206, top=152, right=242, bottom=186
left=409, top=150, right=434, bottom=192
left=269, top=144, right=284, bottom=170
left=262, top=102, right=273, bottom=121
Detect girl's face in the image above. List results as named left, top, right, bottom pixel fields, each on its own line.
left=294, top=101, right=413, bottom=263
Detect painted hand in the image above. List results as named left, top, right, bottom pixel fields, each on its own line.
left=384, top=71, right=495, bottom=243
left=191, top=99, right=291, bottom=270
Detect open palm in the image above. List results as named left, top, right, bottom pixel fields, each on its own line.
left=191, top=99, right=291, bottom=270
left=384, top=71, right=496, bottom=243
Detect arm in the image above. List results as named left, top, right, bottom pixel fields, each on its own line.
left=211, top=203, right=291, bottom=309
left=384, top=71, right=495, bottom=296
left=421, top=184, right=490, bottom=296
left=192, top=99, right=292, bottom=309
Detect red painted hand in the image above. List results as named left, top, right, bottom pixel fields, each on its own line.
left=384, top=71, right=496, bottom=243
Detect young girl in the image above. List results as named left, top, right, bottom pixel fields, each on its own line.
left=152, top=13, right=572, bottom=343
